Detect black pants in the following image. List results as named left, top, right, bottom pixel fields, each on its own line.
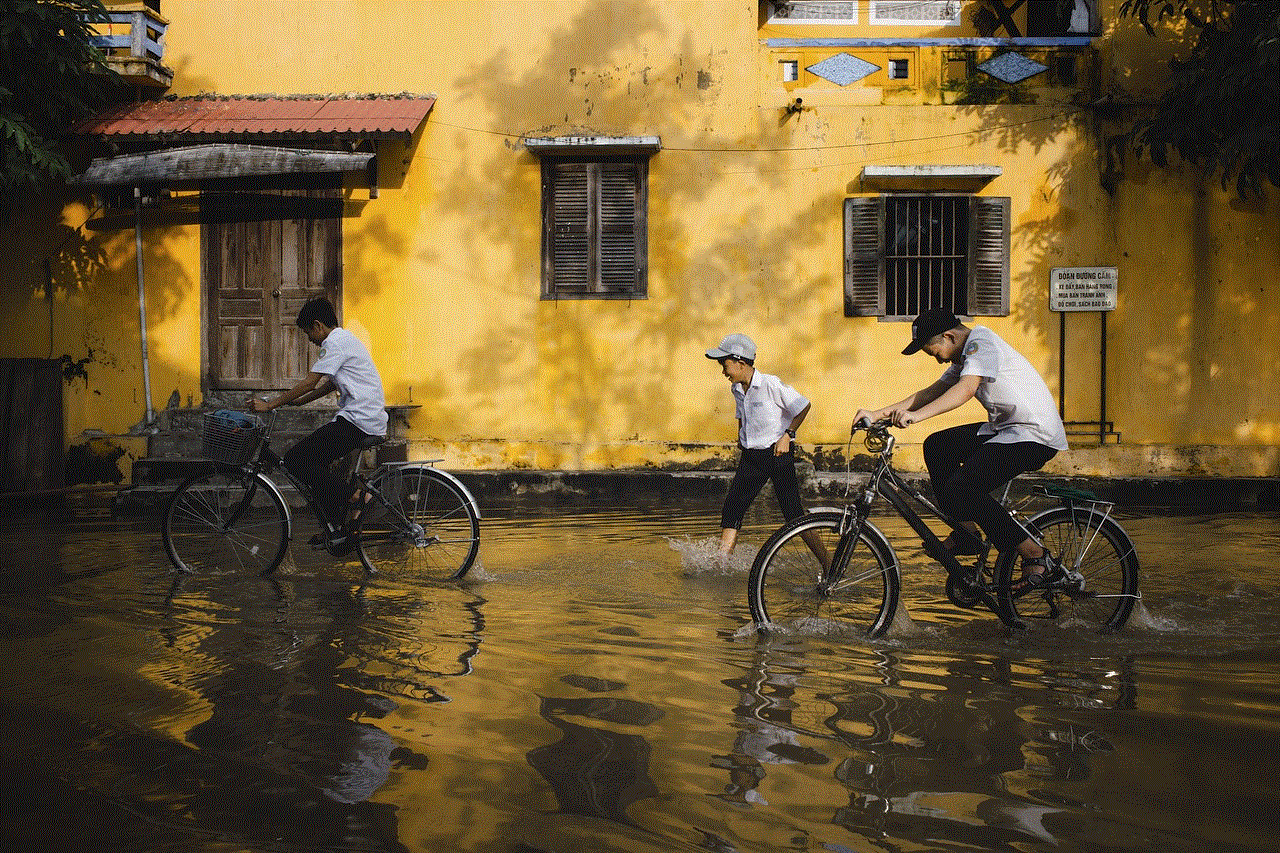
left=923, top=423, right=1058, bottom=552
left=720, top=447, right=805, bottom=530
left=283, top=416, right=369, bottom=530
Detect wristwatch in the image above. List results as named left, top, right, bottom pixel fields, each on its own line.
left=784, top=428, right=797, bottom=439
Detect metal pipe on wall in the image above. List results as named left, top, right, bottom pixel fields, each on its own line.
left=134, top=187, right=155, bottom=427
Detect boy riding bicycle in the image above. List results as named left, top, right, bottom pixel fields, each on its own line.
left=250, top=297, right=387, bottom=555
left=853, top=310, right=1069, bottom=591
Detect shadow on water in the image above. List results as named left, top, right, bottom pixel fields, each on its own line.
left=2, top=500, right=1278, bottom=852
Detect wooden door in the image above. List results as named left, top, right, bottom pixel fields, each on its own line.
left=203, top=189, right=341, bottom=390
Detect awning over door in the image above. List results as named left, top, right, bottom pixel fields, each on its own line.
left=69, top=94, right=436, bottom=195
left=71, top=94, right=436, bottom=138
left=70, top=144, right=373, bottom=188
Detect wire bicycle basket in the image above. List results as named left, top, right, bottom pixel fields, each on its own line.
left=201, top=410, right=265, bottom=465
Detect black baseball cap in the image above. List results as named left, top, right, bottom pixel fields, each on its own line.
left=902, top=309, right=960, bottom=354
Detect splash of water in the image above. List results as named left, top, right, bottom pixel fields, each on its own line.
left=1125, top=597, right=1179, bottom=632
left=667, top=535, right=757, bottom=576
left=462, top=561, right=496, bottom=583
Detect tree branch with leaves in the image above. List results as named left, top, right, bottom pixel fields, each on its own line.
left=1118, top=0, right=1279, bottom=199
left=1, top=0, right=123, bottom=214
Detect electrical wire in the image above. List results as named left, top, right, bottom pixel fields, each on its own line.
left=428, top=107, right=1084, bottom=156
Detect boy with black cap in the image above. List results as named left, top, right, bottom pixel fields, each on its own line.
left=852, top=310, right=1068, bottom=589
left=706, top=333, right=813, bottom=561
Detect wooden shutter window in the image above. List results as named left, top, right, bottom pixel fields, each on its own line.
left=967, top=195, right=1010, bottom=316
left=843, top=196, right=884, bottom=317
left=598, top=162, right=643, bottom=294
left=542, top=158, right=647, bottom=299
left=844, top=194, right=1009, bottom=319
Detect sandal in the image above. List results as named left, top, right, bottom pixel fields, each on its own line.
left=1010, top=554, right=1055, bottom=593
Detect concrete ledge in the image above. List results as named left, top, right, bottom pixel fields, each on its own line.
left=450, top=469, right=1277, bottom=510
left=72, top=464, right=1280, bottom=517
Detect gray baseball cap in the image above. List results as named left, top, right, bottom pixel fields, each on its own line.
left=705, top=333, right=757, bottom=361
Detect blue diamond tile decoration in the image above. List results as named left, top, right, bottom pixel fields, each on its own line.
left=977, top=52, right=1048, bottom=84
left=807, top=53, right=881, bottom=86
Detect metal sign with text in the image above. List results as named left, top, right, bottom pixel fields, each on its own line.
left=1050, top=267, right=1117, bottom=311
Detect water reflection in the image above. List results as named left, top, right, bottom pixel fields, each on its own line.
left=2, top=502, right=1278, bottom=852
left=527, top=678, right=663, bottom=824
left=719, top=639, right=1149, bottom=850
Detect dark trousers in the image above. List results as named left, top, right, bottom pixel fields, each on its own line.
left=283, top=416, right=368, bottom=530
left=720, top=447, right=805, bottom=530
left=923, top=423, right=1058, bottom=552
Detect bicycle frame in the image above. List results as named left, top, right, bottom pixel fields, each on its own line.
left=841, top=426, right=1009, bottom=620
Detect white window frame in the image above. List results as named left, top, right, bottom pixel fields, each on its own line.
left=869, top=1, right=963, bottom=27
left=768, top=1, right=858, bottom=25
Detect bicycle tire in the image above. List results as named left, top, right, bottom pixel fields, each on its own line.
left=748, top=511, right=900, bottom=638
left=357, top=465, right=480, bottom=580
left=995, top=506, right=1140, bottom=632
left=163, top=467, right=290, bottom=575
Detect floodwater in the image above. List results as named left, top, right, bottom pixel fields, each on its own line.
left=2, top=495, right=1279, bottom=853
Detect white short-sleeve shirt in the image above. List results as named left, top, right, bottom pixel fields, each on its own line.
left=940, top=325, right=1068, bottom=451
left=733, top=370, right=810, bottom=450
left=311, top=327, right=388, bottom=437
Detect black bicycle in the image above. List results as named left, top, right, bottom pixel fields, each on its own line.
left=162, top=409, right=480, bottom=579
left=748, top=420, right=1140, bottom=637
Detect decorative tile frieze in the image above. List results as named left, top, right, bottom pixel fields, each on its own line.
left=806, top=52, right=881, bottom=86
left=976, top=51, right=1048, bottom=84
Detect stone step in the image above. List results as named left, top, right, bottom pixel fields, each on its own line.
left=131, top=438, right=409, bottom=486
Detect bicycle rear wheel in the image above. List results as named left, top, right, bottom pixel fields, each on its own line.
left=163, top=467, right=289, bottom=575
left=996, top=506, right=1139, bottom=631
left=748, top=511, right=899, bottom=638
left=357, top=465, right=480, bottom=580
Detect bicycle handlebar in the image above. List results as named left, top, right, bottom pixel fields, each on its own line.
left=851, top=418, right=894, bottom=453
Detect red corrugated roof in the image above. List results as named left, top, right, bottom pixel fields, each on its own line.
left=72, top=94, right=436, bottom=137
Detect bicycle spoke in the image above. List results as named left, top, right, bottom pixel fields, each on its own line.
left=749, top=513, right=898, bottom=638
left=358, top=466, right=479, bottom=580
left=163, top=471, right=289, bottom=575
left=999, top=507, right=1139, bottom=631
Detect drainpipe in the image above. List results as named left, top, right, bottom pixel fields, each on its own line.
left=134, top=187, right=155, bottom=428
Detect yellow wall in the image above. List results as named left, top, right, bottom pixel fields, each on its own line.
left=3, top=1, right=1277, bottom=480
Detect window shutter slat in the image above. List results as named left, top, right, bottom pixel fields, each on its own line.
left=967, top=196, right=1009, bottom=316
left=844, top=196, right=884, bottom=317
left=598, top=164, right=638, bottom=292
left=549, top=163, right=591, bottom=293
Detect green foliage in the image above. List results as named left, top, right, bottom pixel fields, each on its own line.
left=1118, top=0, right=1280, bottom=198
left=0, top=0, right=123, bottom=209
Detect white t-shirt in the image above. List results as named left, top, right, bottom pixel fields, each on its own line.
left=733, top=370, right=810, bottom=450
left=311, top=327, right=388, bottom=437
left=940, top=325, right=1068, bottom=450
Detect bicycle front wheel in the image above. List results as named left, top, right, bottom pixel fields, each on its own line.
left=358, top=465, right=480, bottom=580
left=748, top=511, right=900, bottom=638
left=163, top=468, right=290, bottom=575
left=996, top=506, right=1140, bottom=631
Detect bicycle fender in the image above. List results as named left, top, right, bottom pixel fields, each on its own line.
left=420, top=466, right=483, bottom=520
left=252, top=473, right=294, bottom=531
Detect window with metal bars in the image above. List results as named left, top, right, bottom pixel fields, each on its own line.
left=844, top=194, right=1009, bottom=319
left=541, top=157, right=648, bottom=300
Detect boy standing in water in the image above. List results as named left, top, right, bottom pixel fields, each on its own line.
left=706, top=333, right=813, bottom=561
